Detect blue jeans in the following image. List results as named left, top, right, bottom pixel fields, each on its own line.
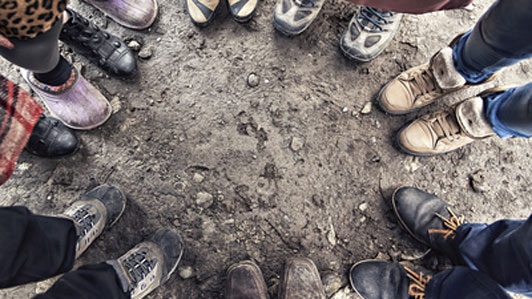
left=426, top=215, right=532, bottom=298
left=452, top=0, right=532, bottom=138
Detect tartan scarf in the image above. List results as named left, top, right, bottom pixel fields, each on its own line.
left=0, top=74, right=44, bottom=185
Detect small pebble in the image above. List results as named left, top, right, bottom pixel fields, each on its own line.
left=361, top=102, right=372, bottom=115
left=138, top=48, right=153, bottom=59
left=127, top=40, right=142, bottom=51
left=247, top=73, right=260, bottom=87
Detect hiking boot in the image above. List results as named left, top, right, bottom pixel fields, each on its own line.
left=26, top=115, right=79, bottom=158
left=340, top=7, right=402, bottom=62
left=60, top=8, right=137, bottom=78
left=186, top=0, right=220, bottom=27
left=392, top=186, right=465, bottom=263
left=61, top=185, right=127, bottom=259
left=225, top=261, right=268, bottom=299
left=83, top=0, right=159, bottom=30
left=278, top=257, right=325, bottom=299
left=273, top=0, right=325, bottom=36
left=21, top=65, right=112, bottom=130
left=109, top=229, right=184, bottom=299
left=350, top=260, right=430, bottom=299
left=228, top=0, right=258, bottom=23
left=396, top=94, right=496, bottom=156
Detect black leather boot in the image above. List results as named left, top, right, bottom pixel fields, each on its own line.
left=26, top=115, right=79, bottom=158
left=60, top=8, right=137, bottom=78
left=392, top=186, right=466, bottom=263
left=350, top=260, right=430, bottom=299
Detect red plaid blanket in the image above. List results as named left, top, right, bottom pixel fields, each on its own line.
left=0, top=74, right=43, bottom=185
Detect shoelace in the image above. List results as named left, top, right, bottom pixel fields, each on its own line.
left=404, top=266, right=431, bottom=299
left=410, top=70, right=440, bottom=102
left=122, top=250, right=155, bottom=288
left=71, top=206, right=96, bottom=238
left=356, top=7, right=395, bottom=33
left=428, top=207, right=465, bottom=240
left=431, top=110, right=460, bottom=143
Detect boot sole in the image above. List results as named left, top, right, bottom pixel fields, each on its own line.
left=391, top=187, right=432, bottom=247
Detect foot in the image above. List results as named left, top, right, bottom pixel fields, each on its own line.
left=185, top=0, right=220, bottom=26
left=396, top=94, right=496, bottom=156
left=83, top=0, right=159, bottom=30
left=228, top=0, right=258, bottom=23
left=273, top=0, right=325, bottom=36
left=340, top=7, right=402, bottom=62
left=26, top=115, right=79, bottom=158
left=61, top=185, right=127, bottom=259
left=60, top=9, right=137, bottom=78
left=392, top=186, right=465, bottom=262
left=350, top=260, right=430, bottom=299
left=109, top=229, right=184, bottom=299
left=225, top=261, right=268, bottom=299
left=21, top=65, right=112, bottom=130
left=278, top=257, right=326, bottom=299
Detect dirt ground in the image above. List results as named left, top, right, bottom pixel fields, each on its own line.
left=1, top=0, right=531, bottom=298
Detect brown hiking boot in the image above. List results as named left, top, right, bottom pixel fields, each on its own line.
left=225, top=261, right=268, bottom=299
left=278, top=258, right=325, bottom=299
left=377, top=43, right=497, bottom=115
left=397, top=93, right=497, bottom=156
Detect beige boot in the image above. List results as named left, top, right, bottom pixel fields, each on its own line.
left=396, top=95, right=496, bottom=156
left=378, top=41, right=496, bottom=115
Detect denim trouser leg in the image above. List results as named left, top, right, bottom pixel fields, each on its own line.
left=484, top=83, right=532, bottom=138
left=452, top=215, right=532, bottom=296
left=452, top=0, right=532, bottom=83
left=426, top=267, right=511, bottom=299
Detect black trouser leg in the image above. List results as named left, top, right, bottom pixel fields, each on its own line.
left=35, top=263, right=130, bottom=299
left=0, top=206, right=76, bottom=288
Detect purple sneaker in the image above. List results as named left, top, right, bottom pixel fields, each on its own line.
left=84, top=0, right=159, bottom=30
left=21, top=67, right=112, bottom=131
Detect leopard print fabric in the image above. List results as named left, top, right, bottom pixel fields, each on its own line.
left=0, top=0, right=68, bottom=39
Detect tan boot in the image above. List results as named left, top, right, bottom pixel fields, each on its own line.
left=378, top=44, right=496, bottom=115
left=397, top=95, right=496, bottom=156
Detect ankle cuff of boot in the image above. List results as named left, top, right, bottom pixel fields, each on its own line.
left=430, top=47, right=467, bottom=90
left=29, top=67, right=78, bottom=94
left=456, top=97, right=495, bottom=138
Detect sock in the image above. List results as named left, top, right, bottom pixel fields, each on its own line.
left=34, top=57, right=72, bottom=86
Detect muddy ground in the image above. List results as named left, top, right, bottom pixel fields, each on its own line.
left=1, top=0, right=531, bottom=298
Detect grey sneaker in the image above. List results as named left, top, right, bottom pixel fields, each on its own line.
left=340, top=7, right=402, bottom=62
left=110, top=229, right=184, bottom=299
left=273, top=0, right=325, bottom=36
left=61, top=185, right=127, bottom=259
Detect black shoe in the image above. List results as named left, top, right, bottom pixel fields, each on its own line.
left=350, top=260, right=430, bottom=299
left=60, top=8, right=137, bottom=78
left=392, top=187, right=466, bottom=263
left=26, top=115, right=79, bottom=158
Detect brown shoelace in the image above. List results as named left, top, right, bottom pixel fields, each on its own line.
left=409, top=69, right=441, bottom=103
left=404, top=266, right=431, bottom=299
left=431, top=110, right=461, bottom=143
left=428, top=207, right=465, bottom=240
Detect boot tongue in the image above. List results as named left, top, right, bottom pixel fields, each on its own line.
left=455, top=97, right=495, bottom=138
